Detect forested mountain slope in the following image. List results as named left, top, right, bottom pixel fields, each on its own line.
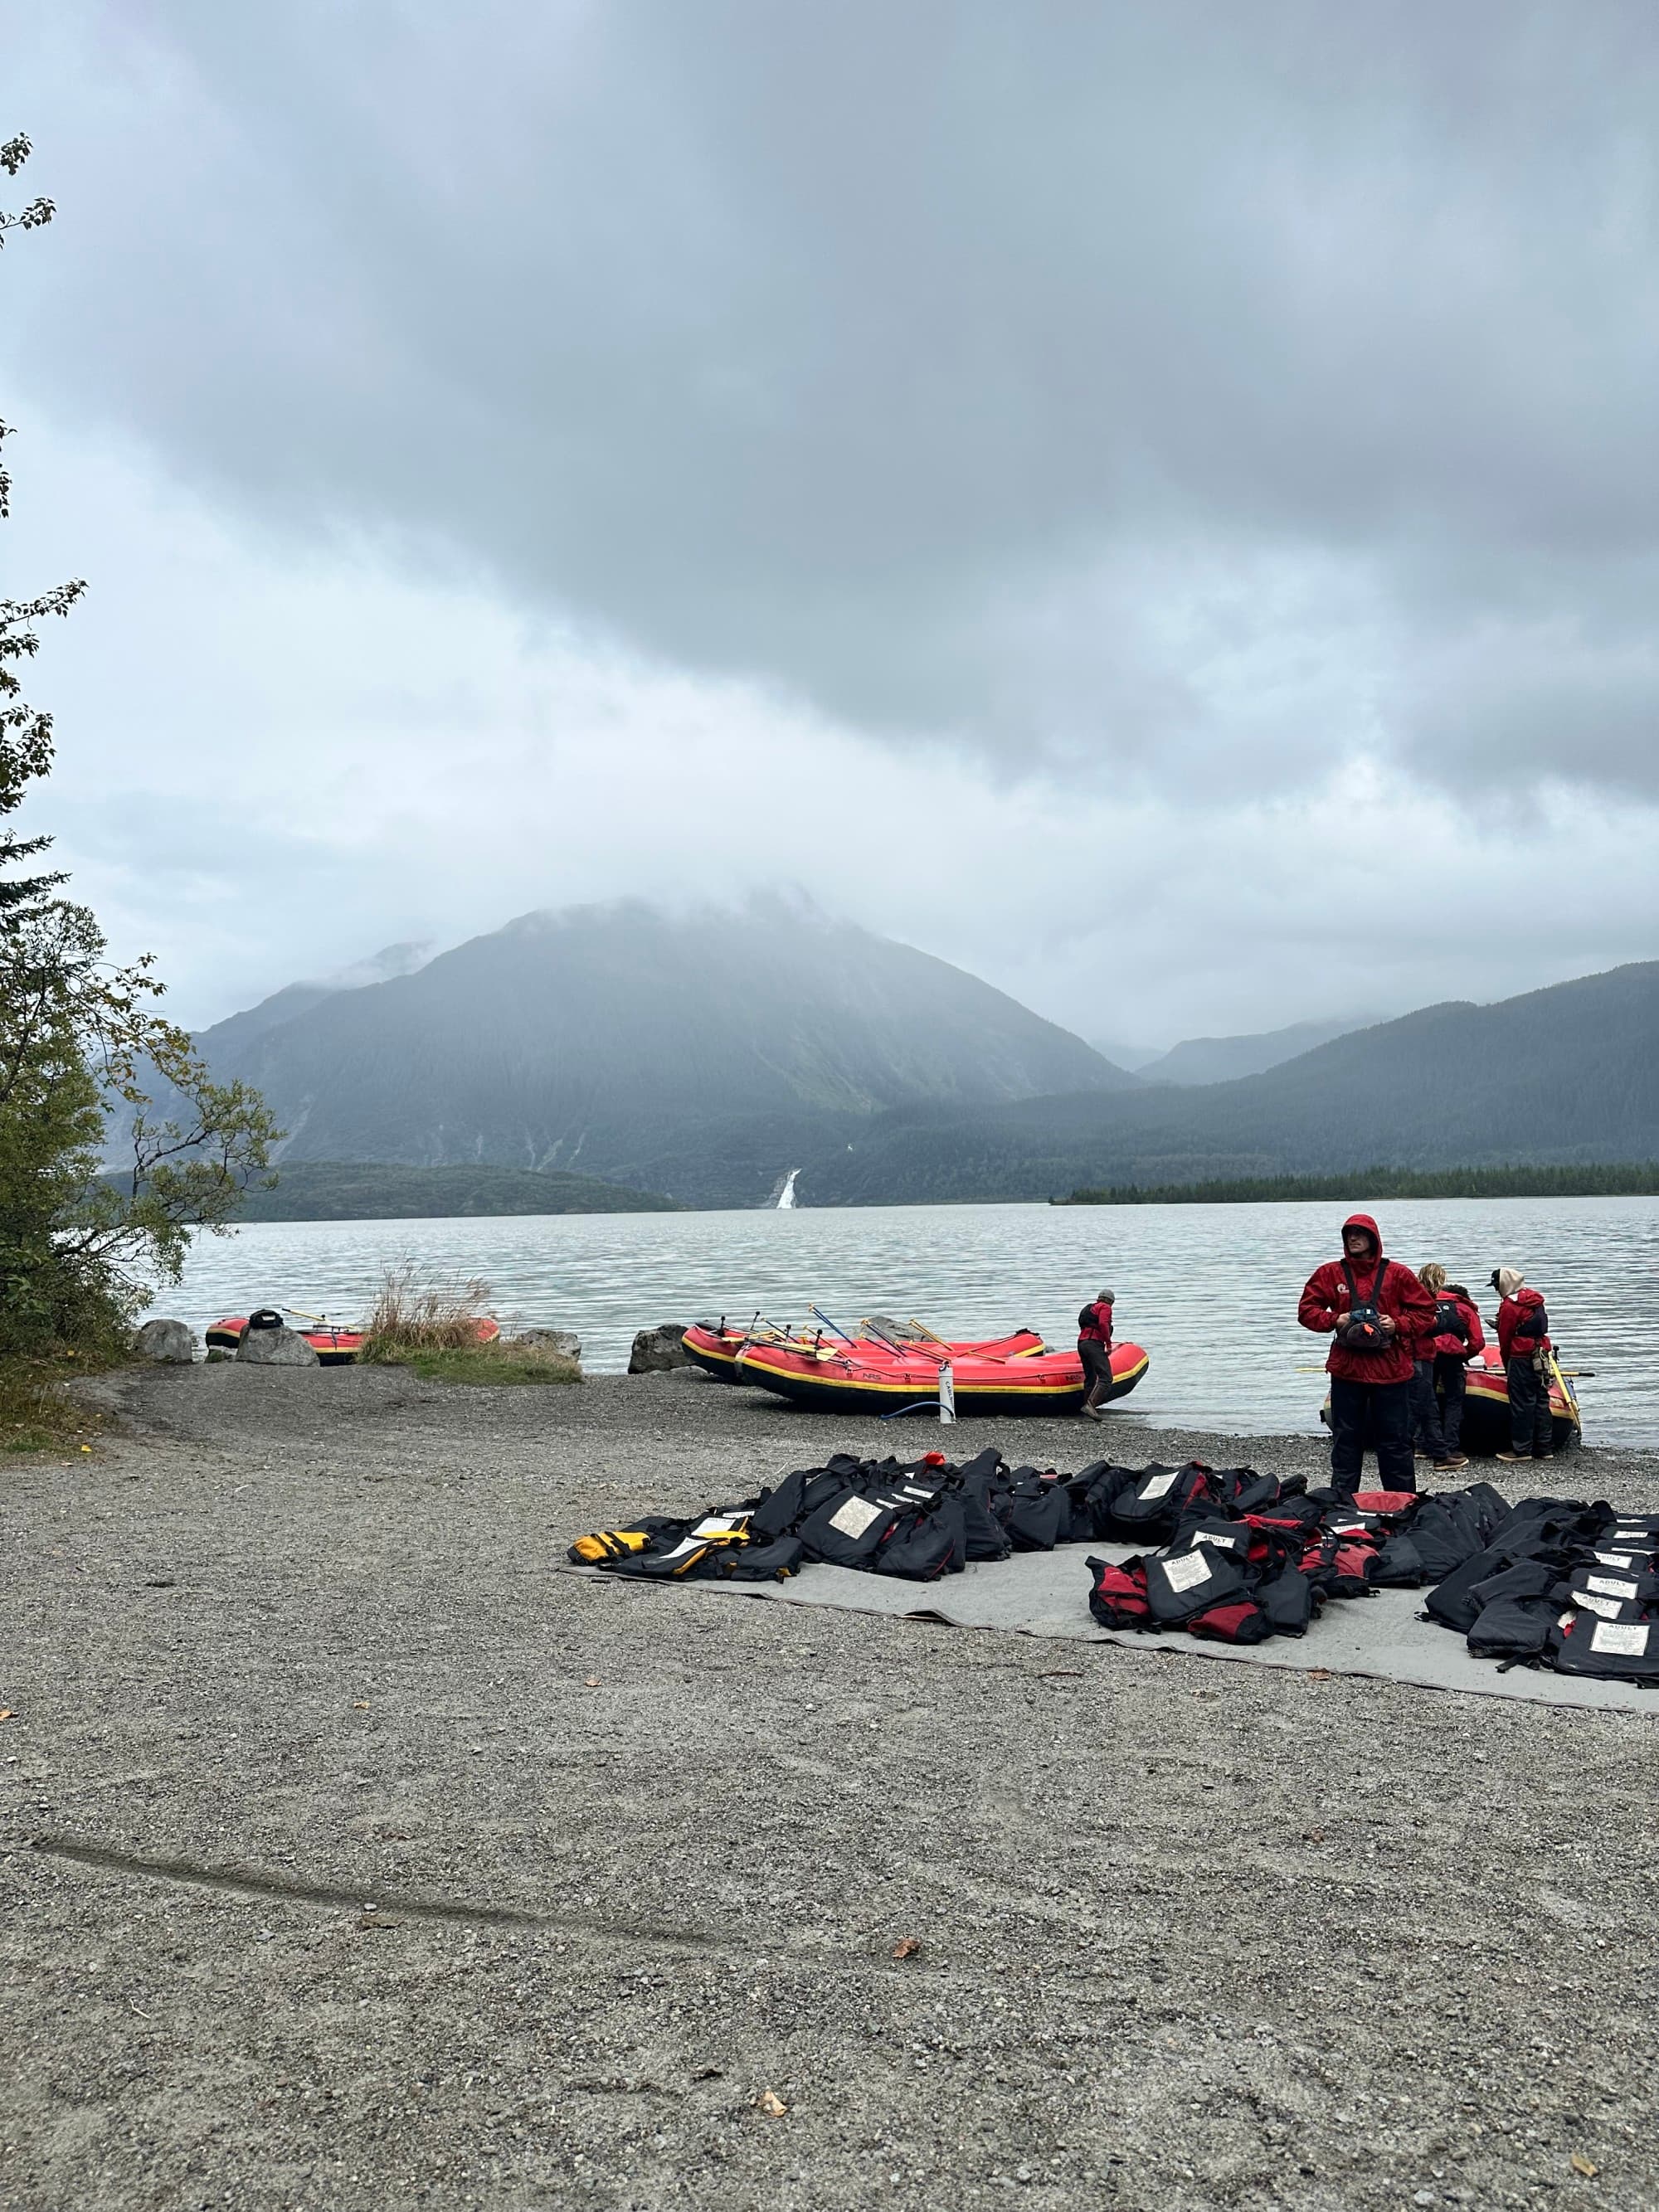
left=802, top=963, right=1659, bottom=1202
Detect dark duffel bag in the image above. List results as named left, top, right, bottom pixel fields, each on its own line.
left=1145, top=1539, right=1253, bottom=1626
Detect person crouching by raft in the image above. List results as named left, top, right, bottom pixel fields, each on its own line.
left=1298, top=1213, right=1434, bottom=1495
left=1077, top=1288, right=1116, bottom=1421
left=1417, top=1262, right=1483, bottom=1463
left=1491, top=1266, right=1554, bottom=1463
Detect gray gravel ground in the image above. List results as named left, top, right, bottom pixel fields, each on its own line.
left=3, top=1363, right=1658, bottom=2212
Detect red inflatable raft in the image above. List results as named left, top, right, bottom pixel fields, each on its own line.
left=733, top=1332, right=1148, bottom=1417
left=1318, top=1344, right=1581, bottom=1456
left=681, top=1319, right=1052, bottom=1383
left=205, top=1314, right=500, bottom=1365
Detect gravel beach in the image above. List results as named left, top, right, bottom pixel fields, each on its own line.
left=4, top=1363, right=1658, bottom=2212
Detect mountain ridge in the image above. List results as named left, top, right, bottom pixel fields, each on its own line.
left=190, top=897, right=1134, bottom=1206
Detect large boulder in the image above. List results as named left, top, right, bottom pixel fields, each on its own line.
left=236, top=1324, right=320, bottom=1368
left=511, top=1328, right=581, bottom=1364
left=628, top=1323, right=688, bottom=1374
left=135, top=1319, right=197, bottom=1364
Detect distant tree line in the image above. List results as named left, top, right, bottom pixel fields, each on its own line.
left=1053, top=1164, right=1659, bottom=1206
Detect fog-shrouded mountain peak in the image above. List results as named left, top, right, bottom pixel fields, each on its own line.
left=192, top=897, right=1133, bottom=1205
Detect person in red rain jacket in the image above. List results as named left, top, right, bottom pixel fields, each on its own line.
left=1412, top=1263, right=1481, bottom=1466
left=1491, top=1266, right=1554, bottom=1461
left=1299, top=1213, right=1435, bottom=1495
left=1076, top=1289, right=1116, bottom=1420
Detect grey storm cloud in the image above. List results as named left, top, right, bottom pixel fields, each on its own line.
left=12, top=0, right=1659, bottom=793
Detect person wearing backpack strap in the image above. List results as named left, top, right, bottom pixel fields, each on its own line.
left=1491, top=1266, right=1554, bottom=1462
left=1076, top=1288, right=1116, bottom=1420
left=1413, top=1263, right=1472, bottom=1471
left=1299, top=1213, right=1434, bottom=1496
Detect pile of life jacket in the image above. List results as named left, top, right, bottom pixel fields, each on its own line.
left=1418, top=1488, right=1659, bottom=1686
left=567, top=1446, right=1097, bottom=1584
left=567, top=1453, right=1659, bottom=1686
left=567, top=1448, right=1363, bottom=1625
left=1082, top=1471, right=1430, bottom=1646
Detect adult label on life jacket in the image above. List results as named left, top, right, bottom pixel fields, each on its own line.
left=1590, top=1621, right=1651, bottom=1656
left=1140, top=1471, right=1180, bottom=1500
left=1574, top=1592, right=1626, bottom=1620
left=1586, top=1574, right=1640, bottom=1599
left=1162, top=1550, right=1214, bottom=1592
left=1594, top=1553, right=1642, bottom=1571
left=828, top=1496, right=884, bottom=1540
left=693, top=1514, right=747, bottom=1537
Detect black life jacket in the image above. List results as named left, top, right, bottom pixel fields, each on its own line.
left=1548, top=1609, right=1659, bottom=1683
left=1186, top=1596, right=1273, bottom=1644
left=1104, top=1464, right=1214, bottom=1543
left=1144, top=1538, right=1253, bottom=1626
left=1087, top=1554, right=1151, bottom=1631
left=1335, top=1259, right=1391, bottom=1353
left=1511, top=1300, right=1550, bottom=1349
left=1433, top=1296, right=1468, bottom=1344
left=1467, top=1592, right=1559, bottom=1662
left=871, top=1497, right=966, bottom=1581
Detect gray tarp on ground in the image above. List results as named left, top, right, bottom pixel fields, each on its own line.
left=571, top=1546, right=1659, bottom=1715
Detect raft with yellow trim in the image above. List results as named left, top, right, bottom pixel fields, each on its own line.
left=733, top=1334, right=1149, bottom=1417
left=205, top=1313, right=500, bottom=1365
left=1318, top=1344, right=1581, bottom=1456
left=1459, top=1344, right=1581, bottom=1456
left=682, top=1318, right=1052, bottom=1383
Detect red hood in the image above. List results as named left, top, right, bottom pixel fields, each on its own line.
left=1511, top=1286, right=1546, bottom=1315
left=1341, top=1211, right=1382, bottom=1260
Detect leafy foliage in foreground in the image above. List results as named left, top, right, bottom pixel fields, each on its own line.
left=1, top=135, right=276, bottom=1378
left=1057, top=1164, right=1659, bottom=1206
left=0, top=1356, right=104, bottom=1452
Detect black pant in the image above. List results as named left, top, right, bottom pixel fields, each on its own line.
left=1078, top=1339, right=1114, bottom=1404
left=1433, top=1354, right=1467, bottom=1453
left=1506, top=1355, right=1554, bottom=1457
left=1410, top=1359, right=1449, bottom=1461
left=1329, top=1375, right=1417, bottom=1494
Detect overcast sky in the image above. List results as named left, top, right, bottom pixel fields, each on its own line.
left=4, top=0, right=1657, bottom=1047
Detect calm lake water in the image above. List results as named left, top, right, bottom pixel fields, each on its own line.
left=158, top=1197, right=1659, bottom=1447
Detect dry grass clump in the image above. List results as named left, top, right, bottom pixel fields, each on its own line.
left=361, top=1265, right=496, bottom=1354
left=358, top=1265, right=579, bottom=1388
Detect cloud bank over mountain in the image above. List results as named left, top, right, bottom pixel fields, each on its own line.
left=4, top=2, right=1656, bottom=1027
